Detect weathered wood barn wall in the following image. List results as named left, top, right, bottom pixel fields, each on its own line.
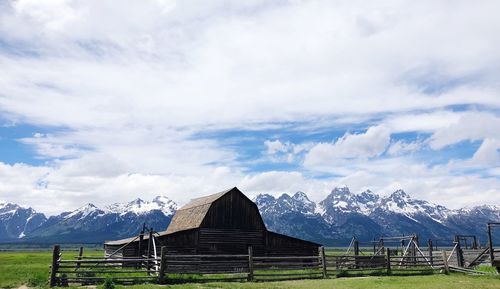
left=104, top=187, right=319, bottom=257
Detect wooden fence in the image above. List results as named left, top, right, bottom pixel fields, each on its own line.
left=48, top=245, right=447, bottom=287
left=324, top=249, right=446, bottom=275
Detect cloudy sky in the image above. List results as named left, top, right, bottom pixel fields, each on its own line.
left=0, top=0, right=499, bottom=215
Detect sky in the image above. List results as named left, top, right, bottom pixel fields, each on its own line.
left=0, top=0, right=499, bottom=215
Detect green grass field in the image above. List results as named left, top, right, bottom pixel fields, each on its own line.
left=1, top=251, right=499, bottom=289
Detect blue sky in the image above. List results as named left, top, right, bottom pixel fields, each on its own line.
left=0, top=0, right=499, bottom=215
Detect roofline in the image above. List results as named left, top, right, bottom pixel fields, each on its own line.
left=176, top=187, right=237, bottom=211
left=267, top=230, right=322, bottom=246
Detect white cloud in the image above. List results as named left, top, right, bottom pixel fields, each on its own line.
left=304, top=126, right=391, bottom=168
left=0, top=0, right=499, bottom=212
left=429, top=112, right=500, bottom=149
left=383, top=111, right=463, bottom=133
left=470, top=138, right=500, bottom=166
left=264, top=140, right=290, bottom=155
left=1, top=1, right=500, bottom=129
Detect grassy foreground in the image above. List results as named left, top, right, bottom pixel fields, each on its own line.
left=1, top=251, right=499, bottom=289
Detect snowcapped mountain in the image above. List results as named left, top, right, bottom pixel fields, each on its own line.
left=0, top=202, right=47, bottom=241
left=254, top=192, right=333, bottom=244
left=105, top=196, right=177, bottom=216
left=317, top=186, right=381, bottom=223
left=9, top=196, right=178, bottom=243
left=256, top=191, right=316, bottom=215
left=255, top=187, right=500, bottom=245
left=2, top=188, right=499, bottom=245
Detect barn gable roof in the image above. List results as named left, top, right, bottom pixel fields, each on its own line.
left=165, top=187, right=236, bottom=234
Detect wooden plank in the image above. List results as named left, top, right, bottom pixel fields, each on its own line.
left=253, top=256, right=319, bottom=260
left=59, top=258, right=158, bottom=263
left=57, top=270, right=152, bottom=274
left=166, top=254, right=249, bottom=258
left=254, top=262, right=321, bottom=266
left=65, top=276, right=156, bottom=281
left=254, top=272, right=323, bottom=277
left=57, top=264, right=140, bottom=269
left=253, top=266, right=321, bottom=271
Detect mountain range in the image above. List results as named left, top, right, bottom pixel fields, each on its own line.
left=0, top=196, right=177, bottom=243
left=1, top=186, right=499, bottom=245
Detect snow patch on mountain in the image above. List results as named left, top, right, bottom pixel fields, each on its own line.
left=64, top=203, right=102, bottom=220
left=105, top=196, right=177, bottom=216
left=0, top=202, right=22, bottom=216
left=254, top=192, right=317, bottom=216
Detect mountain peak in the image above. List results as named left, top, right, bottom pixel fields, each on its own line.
left=390, top=189, right=410, bottom=199
left=292, top=191, right=309, bottom=201
left=153, top=195, right=172, bottom=203
left=324, top=186, right=355, bottom=202
left=79, top=203, right=98, bottom=210
left=0, top=201, right=47, bottom=241
left=255, top=192, right=316, bottom=216
left=332, top=185, right=351, bottom=194
left=254, top=193, right=276, bottom=203
left=63, top=203, right=101, bottom=221
left=0, top=202, right=21, bottom=215
left=358, top=189, right=378, bottom=199
left=130, top=198, right=144, bottom=205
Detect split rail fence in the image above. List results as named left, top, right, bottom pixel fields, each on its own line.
left=49, top=244, right=450, bottom=287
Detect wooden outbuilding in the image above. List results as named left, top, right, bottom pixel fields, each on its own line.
left=104, top=187, right=320, bottom=257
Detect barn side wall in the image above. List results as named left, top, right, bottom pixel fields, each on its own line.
left=197, top=228, right=265, bottom=255
left=163, top=229, right=199, bottom=254
left=265, top=231, right=319, bottom=256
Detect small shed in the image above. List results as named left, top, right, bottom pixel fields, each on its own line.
left=104, top=187, right=320, bottom=257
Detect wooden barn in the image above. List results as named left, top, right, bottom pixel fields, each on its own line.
left=104, top=187, right=319, bottom=258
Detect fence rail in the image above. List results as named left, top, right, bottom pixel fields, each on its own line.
left=48, top=245, right=449, bottom=287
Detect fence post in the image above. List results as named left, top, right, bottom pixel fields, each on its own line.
left=137, top=225, right=145, bottom=269
left=354, top=240, right=359, bottom=269
left=455, top=239, right=464, bottom=267
left=158, top=246, right=167, bottom=284
left=147, top=229, right=153, bottom=275
left=49, top=245, right=60, bottom=287
left=412, top=236, right=417, bottom=265
left=428, top=240, right=433, bottom=266
left=247, top=246, right=254, bottom=282
left=321, top=246, right=327, bottom=278
left=354, top=240, right=359, bottom=256
left=441, top=250, right=449, bottom=275
left=487, top=223, right=494, bottom=266
left=76, top=246, right=83, bottom=269
left=386, top=248, right=391, bottom=273
left=138, top=225, right=145, bottom=257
